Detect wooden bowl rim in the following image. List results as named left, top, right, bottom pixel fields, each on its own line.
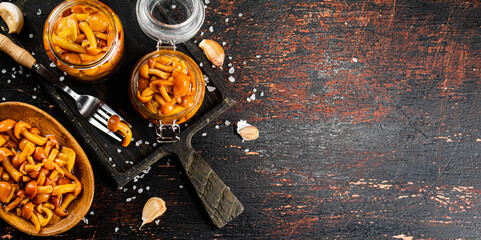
left=0, top=101, right=95, bottom=236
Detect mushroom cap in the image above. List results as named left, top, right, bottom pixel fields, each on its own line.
left=107, top=115, right=120, bottom=132
left=13, top=121, right=31, bottom=139
left=25, top=180, right=38, bottom=199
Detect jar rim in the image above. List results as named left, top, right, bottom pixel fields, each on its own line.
left=129, top=49, right=205, bottom=123
left=44, top=0, right=120, bottom=70
left=136, top=0, right=205, bottom=43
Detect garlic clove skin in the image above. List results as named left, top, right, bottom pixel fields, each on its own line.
left=199, top=39, right=225, bottom=67
left=237, top=120, right=259, bottom=141
left=0, top=2, right=24, bottom=34
left=140, top=197, right=166, bottom=228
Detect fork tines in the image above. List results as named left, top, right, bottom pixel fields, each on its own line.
left=88, top=105, right=122, bottom=142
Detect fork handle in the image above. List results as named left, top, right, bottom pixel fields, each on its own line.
left=0, top=33, right=36, bottom=69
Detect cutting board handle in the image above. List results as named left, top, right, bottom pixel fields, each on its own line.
left=181, top=149, right=244, bottom=228
left=0, top=33, right=36, bottom=69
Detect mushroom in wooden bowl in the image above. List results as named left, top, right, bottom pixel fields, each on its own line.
left=0, top=102, right=94, bottom=236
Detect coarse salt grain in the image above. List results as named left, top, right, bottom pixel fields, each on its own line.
left=256, top=55, right=261, bottom=58
left=148, top=122, right=153, bottom=127
left=37, top=9, right=42, bottom=15
left=1, top=98, right=5, bottom=101
left=31, top=52, right=35, bottom=56
left=215, top=125, right=219, bottom=129
left=225, top=18, right=229, bottom=22
left=83, top=217, right=88, bottom=224
left=225, top=120, right=231, bottom=126
left=153, top=142, right=157, bottom=147
left=212, top=65, right=216, bottom=68
left=145, top=141, right=149, bottom=145
left=352, top=57, right=358, bottom=62
left=7, top=80, right=11, bottom=84
left=1, top=69, right=5, bottom=74
left=133, top=185, right=137, bottom=190
left=28, top=34, right=33, bottom=38
left=205, top=0, right=210, bottom=4
left=239, top=13, right=243, bottom=17
left=229, top=56, right=233, bottom=60
left=209, top=26, right=214, bottom=32
left=108, top=157, right=112, bottom=161
left=11, top=74, right=15, bottom=79
left=202, top=133, right=207, bottom=137
left=32, top=96, right=37, bottom=100
left=179, top=185, right=184, bottom=189
left=228, top=67, right=235, bottom=74
left=207, top=86, right=216, bottom=92
left=246, top=98, right=251, bottom=102
left=228, top=76, right=235, bottom=82
left=200, top=32, right=204, bottom=36
left=253, top=88, right=257, bottom=92
left=117, top=148, right=121, bottom=153
left=90, top=211, right=94, bottom=215
left=155, top=219, right=160, bottom=225
left=115, top=227, right=119, bottom=232
left=59, top=76, right=65, bottom=81
left=222, top=42, right=226, bottom=46
left=50, top=62, right=56, bottom=67
left=146, top=186, right=150, bottom=190
left=112, top=164, right=116, bottom=167
left=261, top=91, right=264, bottom=96
left=138, top=188, right=143, bottom=194
left=126, top=198, right=132, bottom=202
left=245, top=149, right=250, bottom=152
left=250, top=94, right=256, bottom=101
left=199, top=62, right=203, bottom=67
left=132, top=196, right=137, bottom=200
left=228, top=63, right=233, bottom=67
left=171, top=4, right=176, bottom=9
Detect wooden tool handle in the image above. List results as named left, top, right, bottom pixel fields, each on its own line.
left=0, top=33, right=36, bottom=69
left=184, top=150, right=244, bottom=228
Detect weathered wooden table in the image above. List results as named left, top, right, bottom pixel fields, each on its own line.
left=1, top=0, right=481, bottom=239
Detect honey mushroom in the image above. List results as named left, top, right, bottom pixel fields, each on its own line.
left=136, top=55, right=197, bottom=123
left=107, top=115, right=132, bottom=147
left=0, top=119, right=82, bottom=233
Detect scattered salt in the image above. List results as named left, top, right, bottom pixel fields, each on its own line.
left=256, top=55, right=261, bottom=58
left=133, top=185, right=137, bottom=190
left=352, top=57, right=358, bottom=63
left=123, top=188, right=127, bottom=192
left=32, top=95, right=37, bottom=100
left=209, top=26, right=214, bottom=32
left=250, top=94, right=256, bottom=101
left=28, top=34, right=33, bottom=39
left=132, top=196, right=137, bottom=200
left=228, top=76, right=235, bottom=82
left=134, top=178, right=138, bottom=182
left=108, top=157, right=112, bottom=161
left=148, top=122, right=153, bottom=127
left=145, top=141, right=149, bottom=145
left=228, top=67, right=235, bottom=74
left=82, top=217, right=89, bottom=224
left=155, top=219, right=160, bottom=225
left=146, top=186, right=150, bottom=191
left=138, top=188, right=143, bottom=194
left=239, top=13, right=243, bottom=17
left=112, top=164, right=116, bottom=167
left=215, top=125, right=219, bottom=129
left=200, top=32, right=204, bottom=36
left=31, top=52, right=35, bottom=56
left=222, top=42, right=226, bottom=46
left=179, top=185, right=184, bottom=189
left=115, top=227, right=119, bottom=232
left=126, top=198, right=132, bottom=202
left=50, top=62, right=56, bottom=67
left=207, top=86, right=216, bottom=92
left=225, top=120, right=231, bottom=126
left=37, top=9, right=42, bottom=15
left=245, top=149, right=250, bottom=152
left=11, top=67, right=14, bottom=71
left=171, top=4, right=176, bottom=9
left=11, top=74, right=15, bottom=79
left=228, top=63, right=233, bottom=67
left=204, top=74, right=209, bottom=83
left=225, top=18, right=229, bottom=22
left=199, top=62, right=203, bottom=67
left=260, top=91, right=264, bottom=97
left=90, top=211, right=94, bottom=215
left=59, top=76, right=65, bottom=81
left=153, top=142, right=157, bottom=147
left=1, top=98, right=5, bottom=101
left=253, top=88, right=257, bottom=92
left=1, top=69, right=5, bottom=74
left=212, top=65, right=216, bottom=68
left=7, top=80, right=11, bottom=84
left=229, top=56, right=233, bottom=60
left=205, top=0, right=210, bottom=4
left=202, top=133, right=207, bottom=137
left=246, top=98, right=251, bottom=102
left=117, top=148, right=121, bottom=153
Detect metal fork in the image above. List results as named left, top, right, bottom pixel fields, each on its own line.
left=33, top=63, right=127, bottom=142
left=0, top=32, right=127, bottom=142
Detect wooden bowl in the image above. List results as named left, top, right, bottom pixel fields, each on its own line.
left=0, top=102, right=95, bottom=236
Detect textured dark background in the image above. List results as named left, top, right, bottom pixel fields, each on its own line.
left=1, top=0, right=481, bottom=239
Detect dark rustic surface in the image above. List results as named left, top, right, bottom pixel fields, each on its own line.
left=1, top=0, right=481, bottom=239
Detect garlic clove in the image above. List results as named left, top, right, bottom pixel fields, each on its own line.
left=199, top=39, right=225, bottom=67
left=237, top=120, right=259, bottom=141
left=0, top=2, right=24, bottom=34
left=140, top=197, right=166, bottom=229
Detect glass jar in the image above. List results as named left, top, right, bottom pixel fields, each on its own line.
left=136, top=0, right=205, bottom=43
left=128, top=49, right=205, bottom=125
left=43, top=0, right=124, bottom=84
